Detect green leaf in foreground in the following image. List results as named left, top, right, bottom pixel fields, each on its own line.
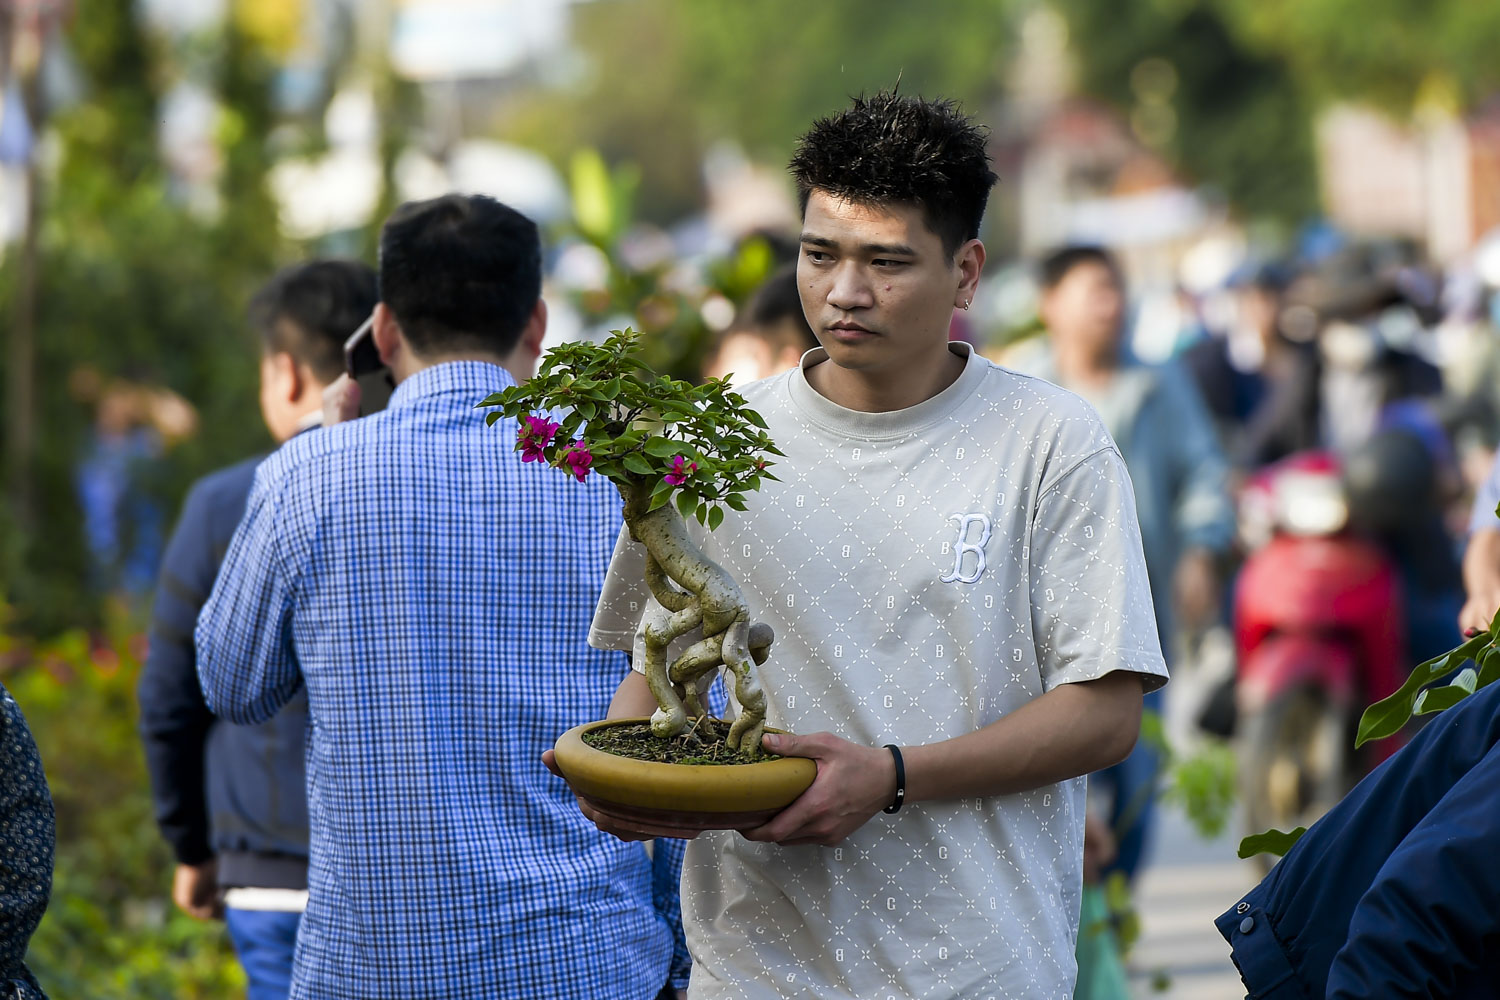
left=1238, top=826, right=1307, bottom=860
left=1412, top=667, right=1478, bottom=716
left=1355, top=630, right=1490, bottom=747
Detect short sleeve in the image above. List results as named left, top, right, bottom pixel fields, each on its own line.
left=588, top=525, right=652, bottom=660
left=1030, top=447, right=1168, bottom=693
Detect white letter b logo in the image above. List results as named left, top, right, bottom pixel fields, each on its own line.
left=939, top=512, right=991, bottom=584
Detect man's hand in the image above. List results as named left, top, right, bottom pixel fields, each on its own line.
left=1459, top=591, right=1500, bottom=637
left=739, top=732, right=894, bottom=846
left=1173, top=547, right=1221, bottom=632
left=172, top=861, right=222, bottom=920
left=540, top=749, right=701, bottom=842
left=322, top=373, right=361, bottom=426
left=1461, top=528, right=1500, bottom=636
left=1082, top=811, right=1116, bottom=885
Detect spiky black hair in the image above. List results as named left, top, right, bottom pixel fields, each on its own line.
left=789, top=92, right=998, bottom=256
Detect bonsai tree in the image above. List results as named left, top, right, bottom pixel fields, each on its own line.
left=478, top=329, right=784, bottom=754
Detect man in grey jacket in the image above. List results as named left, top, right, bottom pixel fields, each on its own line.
left=1034, top=244, right=1236, bottom=880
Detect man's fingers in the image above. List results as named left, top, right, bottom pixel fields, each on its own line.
left=541, top=749, right=563, bottom=778
left=322, top=374, right=361, bottom=425
left=578, top=795, right=700, bottom=841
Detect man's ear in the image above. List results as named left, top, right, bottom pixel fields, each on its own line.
left=519, top=298, right=547, bottom=360
left=266, top=350, right=298, bottom=402
left=954, top=238, right=986, bottom=311
left=371, top=302, right=403, bottom=368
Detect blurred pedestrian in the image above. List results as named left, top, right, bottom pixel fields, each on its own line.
left=0, top=682, right=54, bottom=1000
left=702, top=263, right=820, bottom=385
left=71, top=378, right=196, bottom=601
left=197, top=195, right=690, bottom=999
left=1181, top=261, right=1305, bottom=465
left=138, top=260, right=377, bottom=1000
left=1034, top=245, right=1236, bottom=881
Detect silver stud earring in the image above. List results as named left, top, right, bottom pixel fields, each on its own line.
left=961, top=299, right=971, bottom=311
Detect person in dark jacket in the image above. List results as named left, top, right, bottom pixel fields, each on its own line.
left=1217, top=676, right=1500, bottom=998
left=137, top=260, right=376, bottom=1000
left=1, top=683, right=53, bottom=1000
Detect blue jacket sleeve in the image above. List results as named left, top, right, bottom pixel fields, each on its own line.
left=652, top=837, right=692, bottom=990
left=196, top=465, right=303, bottom=725
left=137, top=479, right=220, bottom=865
left=1326, top=740, right=1500, bottom=998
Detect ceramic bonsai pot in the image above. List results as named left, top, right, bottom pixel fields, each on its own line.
left=553, top=718, right=817, bottom=832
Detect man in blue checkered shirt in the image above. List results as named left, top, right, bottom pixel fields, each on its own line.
left=196, top=195, right=690, bottom=999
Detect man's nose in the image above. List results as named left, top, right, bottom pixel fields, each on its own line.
left=827, top=264, right=874, bottom=311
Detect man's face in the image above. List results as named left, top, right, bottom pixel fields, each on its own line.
left=1237, top=286, right=1281, bottom=342
left=1040, top=260, right=1124, bottom=357
left=796, top=190, right=963, bottom=378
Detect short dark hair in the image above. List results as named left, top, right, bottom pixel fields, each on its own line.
left=377, top=194, right=542, bottom=357
left=738, top=264, right=818, bottom=351
left=1038, top=245, right=1123, bottom=291
left=788, top=92, right=997, bottom=256
left=248, top=259, right=378, bottom=384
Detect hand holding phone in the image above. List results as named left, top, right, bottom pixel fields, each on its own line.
left=339, top=314, right=393, bottom=417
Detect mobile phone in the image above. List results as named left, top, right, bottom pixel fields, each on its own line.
left=343, top=315, right=393, bottom=415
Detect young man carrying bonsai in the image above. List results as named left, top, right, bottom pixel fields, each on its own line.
left=582, top=94, right=1166, bottom=998
left=196, top=196, right=690, bottom=999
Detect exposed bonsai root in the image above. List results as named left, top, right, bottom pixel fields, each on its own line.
left=624, top=481, right=773, bottom=749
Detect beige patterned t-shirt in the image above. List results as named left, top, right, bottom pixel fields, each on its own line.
left=589, top=342, right=1168, bottom=999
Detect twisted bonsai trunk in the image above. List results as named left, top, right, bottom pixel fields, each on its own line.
left=621, top=479, right=771, bottom=753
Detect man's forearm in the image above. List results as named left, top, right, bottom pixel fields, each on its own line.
left=903, top=670, right=1143, bottom=802
left=608, top=668, right=659, bottom=718
left=609, top=663, right=1143, bottom=803
left=1462, top=528, right=1500, bottom=600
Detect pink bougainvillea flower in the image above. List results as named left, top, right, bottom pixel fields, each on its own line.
left=559, top=440, right=593, bottom=482
left=517, top=414, right=559, bottom=463
left=662, top=455, right=698, bottom=487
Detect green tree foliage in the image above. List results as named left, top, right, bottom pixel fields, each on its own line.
left=3, top=606, right=244, bottom=996
left=1051, top=0, right=1319, bottom=223
left=1214, top=0, right=1500, bottom=115
left=0, top=0, right=289, bottom=634
left=505, top=0, right=1017, bottom=222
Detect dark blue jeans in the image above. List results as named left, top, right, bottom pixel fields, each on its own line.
left=224, top=908, right=301, bottom=1000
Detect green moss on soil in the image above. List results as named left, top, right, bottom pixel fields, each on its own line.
left=583, top=717, right=782, bottom=764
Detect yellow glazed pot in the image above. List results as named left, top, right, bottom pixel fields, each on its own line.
left=553, top=718, right=817, bottom=832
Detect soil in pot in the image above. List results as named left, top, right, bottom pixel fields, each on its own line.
left=582, top=717, right=782, bottom=765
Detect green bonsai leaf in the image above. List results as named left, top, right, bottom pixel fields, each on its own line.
left=477, top=329, right=781, bottom=751
left=1238, top=826, right=1307, bottom=860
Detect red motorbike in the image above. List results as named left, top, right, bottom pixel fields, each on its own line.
left=1234, top=451, right=1408, bottom=849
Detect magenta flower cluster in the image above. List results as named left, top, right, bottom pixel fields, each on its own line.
left=517, top=415, right=559, bottom=464
left=663, top=455, right=697, bottom=486
left=559, top=441, right=593, bottom=482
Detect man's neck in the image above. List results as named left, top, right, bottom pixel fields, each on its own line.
left=805, top=347, right=966, bottom=413
left=1052, top=339, right=1118, bottom=389
left=392, top=348, right=519, bottom=385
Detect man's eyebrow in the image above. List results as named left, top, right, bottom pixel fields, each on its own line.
left=799, top=234, right=918, bottom=256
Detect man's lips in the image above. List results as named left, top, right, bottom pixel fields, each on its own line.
left=827, top=322, right=876, bottom=338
